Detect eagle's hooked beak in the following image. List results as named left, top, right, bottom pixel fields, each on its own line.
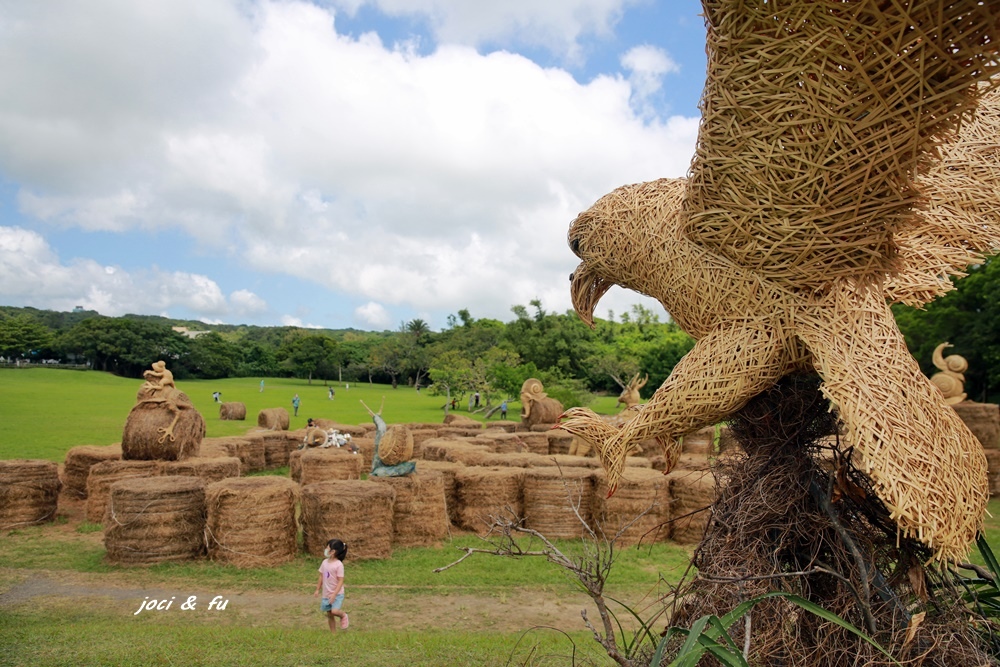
left=570, top=263, right=612, bottom=329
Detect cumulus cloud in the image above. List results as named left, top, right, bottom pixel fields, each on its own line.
left=0, top=0, right=700, bottom=327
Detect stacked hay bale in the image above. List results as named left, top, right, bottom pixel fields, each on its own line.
left=478, top=452, right=545, bottom=467
left=522, top=467, right=595, bottom=538
left=63, top=444, right=122, bottom=499
left=443, top=413, right=480, bottom=427
left=86, top=460, right=162, bottom=523
left=953, top=402, right=1000, bottom=449
left=104, top=476, right=206, bottom=565
left=485, top=421, right=518, bottom=433
left=370, top=471, right=449, bottom=548
left=454, top=467, right=526, bottom=532
left=592, top=468, right=671, bottom=545
left=665, top=467, right=717, bottom=544
left=205, top=477, right=299, bottom=567
left=353, top=437, right=375, bottom=469
left=300, top=448, right=362, bottom=484
left=219, top=402, right=247, bottom=421
left=289, top=450, right=304, bottom=483
left=0, top=460, right=62, bottom=530
left=161, top=457, right=241, bottom=484
left=257, top=408, right=289, bottom=431
left=249, top=430, right=294, bottom=469
left=680, top=426, right=716, bottom=456
left=417, top=460, right=464, bottom=527
left=420, top=439, right=490, bottom=466
left=301, top=481, right=395, bottom=559
left=438, top=425, right=483, bottom=438
left=545, top=430, right=575, bottom=455
left=199, top=437, right=253, bottom=474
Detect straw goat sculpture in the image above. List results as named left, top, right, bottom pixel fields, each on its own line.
left=558, top=0, right=1000, bottom=562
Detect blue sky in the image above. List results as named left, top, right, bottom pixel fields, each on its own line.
left=0, top=0, right=707, bottom=331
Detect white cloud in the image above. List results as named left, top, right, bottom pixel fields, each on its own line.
left=280, top=315, right=323, bottom=328
left=621, top=44, right=680, bottom=100
left=230, top=289, right=269, bottom=316
left=355, top=302, right=391, bottom=329
left=0, top=0, right=700, bottom=326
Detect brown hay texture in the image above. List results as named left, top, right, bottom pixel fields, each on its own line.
left=121, top=399, right=204, bottom=461
left=522, top=467, right=595, bottom=539
left=289, top=450, right=302, bottom=483
left=370, top=471, right=449, bottom=548
left=104, top=476, right=206, bottom=566
left=443, top=413, right=480, bottom=427
left=377, top=425, right=414, bottom=466
left=475, top=431, right=548, bottom=455
left=161, top=457, right=241, bottom=484
left=62, top=444, right=122, bottom=499
left=299, top=448, right=362, bottom=485
left=478, top=452, right=546, bottom=468
left=0, top=460, right=61, bottom=530
left=257, top=408, right=289, bottom=431
left=543, top=455, right=600, bottom=469
left=558, top=4, right=1000, bottom=563
left=301, top=427, right=328, bottom=448
left=199, top=437, right=253, bottom=474
left=454, top=467, right=526, bottom=532
left=952, top=402, right=1000, bottom=450
left=592, top=467, right=671, bottom=546
left=257, top=431, right=295, bottom=468
left=205, top=477, right=299, bottom=568
left=301, top=481, right=395, bottom=560
left=419, top=439, right=490, bottom=466
left=219, top=402, right=246, bottom=421
left=309, top=420, right=369, bottom=438
left=985, top=449, right=1000, bottom=497
left=416, top=460, right=465, bottom=526
left=437, top=425, right=484, bottom=438
left=486, top=422, right=518, bottom=433
left=545, top=430, right=574, bottom=455
left=237, top=434, right=267, bottom=473
left=665, top=468, right=716, bottom=545
left=352, top=437, right=375, bottom=469
left=85, top=460, right=162, bottom=523
left=680, top=427, right=714, bottom=455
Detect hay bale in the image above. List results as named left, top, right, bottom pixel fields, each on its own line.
left=437, top=425, right=484, bottom=438
left=85, top=460, right=162, bottom=523
left=302, top=427, right=328, bottom=448
left=161, top=457, right=241, bottom=484
left=546, top=430, right=574, bottom=455
left=592, top=468, right=671, bottom=545
left=522, top=467, right=595, bottom=539
left=474, top=432, right=548, bottom=455
left=420, top=439, right=490, bottom=466
left=219, top=402, right=246, bottom=421
left=289, top=450, right=303, bottom=483
left=200, top=437, right=254, bottom=474
left=985, top=448, right=1000, bottom=496
left=121, top=400, right=204, bottom=461
left=544, top=455, right=600, bottom=469
left=104, top=476, right=206, bottom=565
left=443, top=413, right=480, bottom=426
left=205, top=477, right=299, bottom=567
left=310, top=420, right=368, bottom=437
left=236, top=434, right=267, bottom=473
left=370, top=471, right=449, bottom=548
left=666, top=468, right=716, bottom=544
left=301, top=481, right=395, bottom=559
left=953, top=402, right=1000, bottom=449
left=0, top=460, right=61, bottom=530
left=353, top=437, right=375, bottom=469
left=454, top=467, right=526, bottom=532
left=257, top=408, right=289, bottom=431
left=485, top=421, right=518, bottom=433
left=417, top=460, right=465, bottom=525
left=377, top=425, right=414, bottom=466
left=300, top=448, right=362, bottom=485
left=479, top=452, right=547, bottom=467
left=63, top=444, right=122, bottom=499
left=681, top=427, right=715, bottom=455
left=257, top=431, right=294, bottom=468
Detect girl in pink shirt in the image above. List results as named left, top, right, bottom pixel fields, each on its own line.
left=313, top=538, right=349, bottom=631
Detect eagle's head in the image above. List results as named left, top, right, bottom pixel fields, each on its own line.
left=568, top=178, right=684, bottom=327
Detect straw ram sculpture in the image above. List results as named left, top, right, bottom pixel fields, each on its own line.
left=559, top=0, right=1000, bottom=563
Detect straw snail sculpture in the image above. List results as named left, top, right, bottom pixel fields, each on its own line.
left=558, top=0, right=1000, bottom=562
left=930, top=343, right=969, bottom=405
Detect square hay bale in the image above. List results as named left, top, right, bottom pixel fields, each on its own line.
left=984, top=448, right=1000, bottom=496
left=437, top=425, right=484, bottom=438
left=289, top=449, right=303, bottom=484
left=419, top=439, right=490, bottom=466
left=85, top=460, right=162, bottom=523
left=301, top=481, right=395, bottom=560
left=237, top=433, right=267, bottom=473
left=454, top=466, right=526, bottom=532
left=479, top=452, right=547, bottom=467
left=522, top=467, right=596, bottom=539
left=205, top=477, right=299, bottom=567
left=416, top=460, right=465, bottom=526
left=953, top=402, right=1000, bottom=449
left=0, top=459, right=62, bottom=530
left=546, top=430, right=575, bottom=455
left=543, top=455, right=600, bottom=469
left=666, top=468, right=716, bottom=545
left=353, top=437, right=375, bottom=470
left=483, top=421, right=518, bottom=433
left=370, top=471, right=449, bottom=548
left=201, top=437, right=254, bottom=474
left=592, top=468, right=671, bottom=545
left=300, top=448, right=363, bottom=485
left=680, top=427, right=715, bottom=455
left=104, top=476, right=206, bottom=565
left=63, top=444, right=122, bottom=499
left=161, top=457, right=241, bottom=484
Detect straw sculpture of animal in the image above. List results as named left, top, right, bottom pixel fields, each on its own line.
left=123, top=361, right=204, bottom=460
left=519, top=379, right=563, bottom=429
left=930, top=342, right=969, bottom=405
left=614, top=372, right=647, bottom=409
left=558, top=1, right=1000, bottom=562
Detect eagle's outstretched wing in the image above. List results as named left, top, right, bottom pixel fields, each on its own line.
left=685, top=0, right=1000, bottom=292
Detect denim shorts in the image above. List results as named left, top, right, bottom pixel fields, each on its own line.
left=321, top=592, right=344, bottom=612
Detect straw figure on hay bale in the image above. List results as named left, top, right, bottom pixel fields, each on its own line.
left=122, top=361, right=204, bottom=460
left=930, top=342, right=969, bottom=405
left=519, top=379, right=563, bottom=429
left=361, top=399, right=415, bottom=477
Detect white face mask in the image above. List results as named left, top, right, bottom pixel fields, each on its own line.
left=324, top=547, right=331, bottom=558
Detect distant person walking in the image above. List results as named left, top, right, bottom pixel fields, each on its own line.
left=474, top=392, right=480, bottom=408
left=328, top=387, right=335, bottom=400
left=260, top=379, right=265, bottom=392
left=292, top=394, right=301, bottom=417
left=212, top=391, right=222, bottom=403
left=500, top=400, right=508, bottom=420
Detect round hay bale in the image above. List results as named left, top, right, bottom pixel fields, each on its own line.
left=289, top=449, right=303, bottom=483
left=0, top=460, right=61, bottom=530
left=255, top=431, right=293, bottom=469
left=104, top=476, right=206, bottom=565
left=454, top=467, right=526, bottom=532
left=121, top=399, right=205, bottom=461
left=592, top=468, right=671, bottom=545
left=377, top=425, right=414, bottom=466
left=984, top=449, right=1000, bottom=496
left=665, top=467, right=716, bottom=544
left=162, top=457, right=241, bottom=484
left=300, top=448, right=362, bottom=485
left=301, top=481, right=395, bottom=559
left=85, top=460, right=162, bottom=523
left=417, top=460, right=465, bottom=525
left=205, top=477, right=299, bottom=567
left=370, top=471, right=449, bottom=548
left=443, top=413, right=480, bottom=426
left=257, top=408, right=289, bottom=431
left=200, top=437, right=253, bottom=474
left=219, top=402, right=246, bottom=421
left=63, top=444, right=122, bottom=499
left=522, top=467, right=595, bottom=539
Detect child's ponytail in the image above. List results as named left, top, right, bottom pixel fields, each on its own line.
left=326, top=538, right=348, bottom=561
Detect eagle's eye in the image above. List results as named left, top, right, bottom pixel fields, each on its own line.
left=570, top=237, right=581, bottom=257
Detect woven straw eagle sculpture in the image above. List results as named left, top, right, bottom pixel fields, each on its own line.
left=558, top=0, right=1000, bottom=562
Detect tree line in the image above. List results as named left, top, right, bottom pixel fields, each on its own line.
left=2, top=255, right=998, bottom=405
